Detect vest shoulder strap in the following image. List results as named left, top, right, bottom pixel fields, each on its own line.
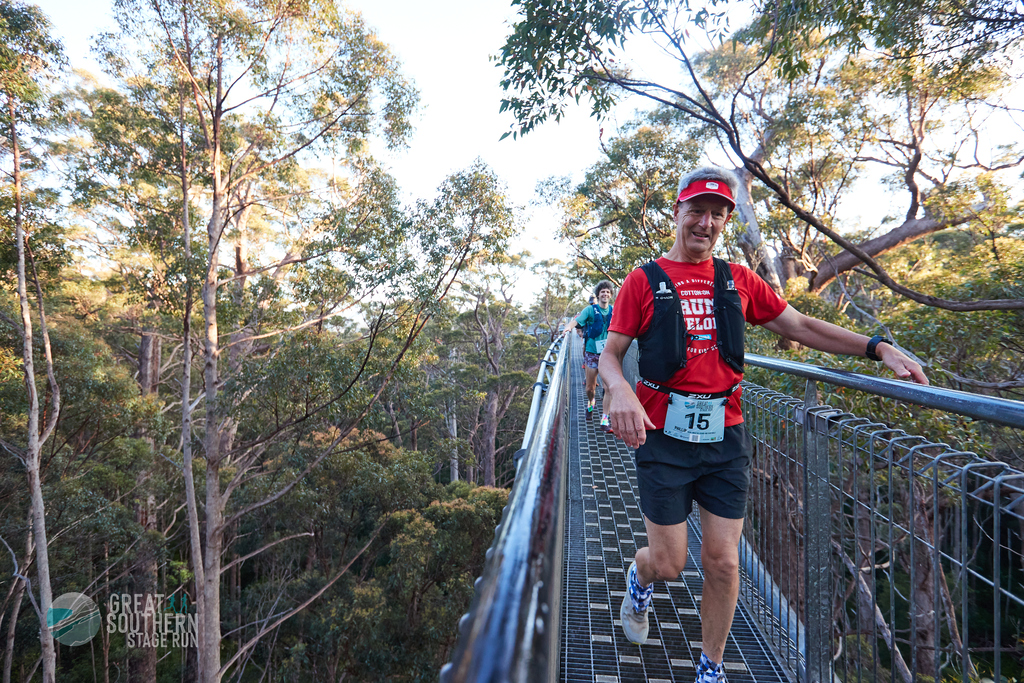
left=712, top=257, right=745, bottom=372
left=712, top=257, right=734, bottom=291
left=639, top=261, right=679, bottom=306
left=635, top=260, right=688, bottom=381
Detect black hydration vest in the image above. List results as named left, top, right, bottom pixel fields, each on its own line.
left=583, top=303, right=612, bottom=340
left=635, top=258, right=745, bottom=383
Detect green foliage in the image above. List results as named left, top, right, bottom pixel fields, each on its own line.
left=543, top=113, right=700, bottom=282
left=334, top=484, right=508, bottom=680
left=528, top=258, right=580, bottom=342
left=504, top=0, right=1023, bottom=315
left=498, top=0, right=732, bottom=139
left=412, top=159, right=518, bottom=282
left=747, top=235, right=1024, bottom=464
left=216, top=433, right=508, bottom=682
left=108, top=0, right=418, bottom=152
left=8, top=0, right=1021, bottom=681
left=0, top=191, right=71, bottom=285
left=1, top=3, right=523, bottom=678
left=0, top=0, right=65, bottom=111
left=744, top=0, right=1024, bottom=80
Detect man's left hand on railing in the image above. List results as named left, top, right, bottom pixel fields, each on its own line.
left=877, top=343, right=929, bottom=385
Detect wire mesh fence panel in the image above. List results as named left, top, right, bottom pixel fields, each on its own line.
left=740, top=380, right=1024, bottom=683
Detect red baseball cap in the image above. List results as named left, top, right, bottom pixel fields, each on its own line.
left=676, top=179, right=736, bottom=211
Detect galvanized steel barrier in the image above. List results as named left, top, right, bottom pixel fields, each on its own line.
left=441, top=334, right=570, bottom=683
left=739, top=353, right=1024, bottom=683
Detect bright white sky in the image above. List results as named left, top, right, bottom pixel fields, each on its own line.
left=37, top=0, right=644, bottom=305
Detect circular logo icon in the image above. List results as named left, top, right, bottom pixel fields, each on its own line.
left=48, top=593, right=101, bottom=646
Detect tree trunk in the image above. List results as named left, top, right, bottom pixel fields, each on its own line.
left=385, top=401, right=403, bottom=448
left=177, top=83, right=205, bottom=670
left=131, top=327, right=160, bottom=682
left=1, top=584, right=22, bottom=683
left=201, top=198, right=226, bottom=683
left=480, top=391, right=499, bottom=487
left=25, top=469, right=54, bottom=683
left=138, top=332, right=160, bottom=396
left=220, top=217, right=254, bottom=459
left=733, top=165, right=785, bottom=294
left=448, top=407, right=458, bottom=482
left=10, top=99, right=56, bottom=683
left=900, top=480, right=938, bottom=680
left=808, top=217, right=960, bottom=292
left=201, top=459, right=224, bottom=683
left=129, top=481, right=158, bottom=681
left=2, top=530, right=31, bottom=683
left=102, top=543, right=110, bottom=683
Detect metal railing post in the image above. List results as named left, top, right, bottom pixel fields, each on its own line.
left=802, top=380, right=834, bottom=683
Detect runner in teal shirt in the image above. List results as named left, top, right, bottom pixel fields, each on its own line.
left=569, top=280, right=615, bottom=429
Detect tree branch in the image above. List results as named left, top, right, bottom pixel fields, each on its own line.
left=217, top=523, right=385, bottom=679
left=219, top=532, right=312, bottom=575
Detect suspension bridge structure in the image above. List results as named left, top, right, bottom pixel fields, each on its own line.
left=441, top=334, right=1024, bottom=683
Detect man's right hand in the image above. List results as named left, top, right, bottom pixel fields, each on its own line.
left=605, top=382, right=656, bottom=449
left=598, top=331, right=655, bottom=448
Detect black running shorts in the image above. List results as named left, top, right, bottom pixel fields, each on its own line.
left=633, top=425, right=752, bottom=524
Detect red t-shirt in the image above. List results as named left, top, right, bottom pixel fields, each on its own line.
left=608, top=257, right=788, bottom=428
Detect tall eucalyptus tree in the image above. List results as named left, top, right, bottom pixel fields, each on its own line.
left=0, top=3, right=64, bottom=680
left=82, top=1, right=512, bottom=680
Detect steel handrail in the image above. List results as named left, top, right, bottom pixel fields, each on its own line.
left=441, top=334, right=571, bottom=683
left=745, top=353, right=1024, bottom=429
left=519, top=337, right=564, bottom=455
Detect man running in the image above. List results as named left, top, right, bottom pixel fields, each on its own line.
left=600, top=165, right=927, bottom=682
left=571, top=281, right=615, bottom=431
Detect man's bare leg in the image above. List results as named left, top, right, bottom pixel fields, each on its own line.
left=620, top=515, right=690, bottom=643
left=697, top=506, right=744, bottom=664
left=635, top=515, right=689, bottom=586
left=584, top=367, right=599, bottom=410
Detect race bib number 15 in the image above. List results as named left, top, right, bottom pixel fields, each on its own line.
left=664, top=396, right=727, bottom=443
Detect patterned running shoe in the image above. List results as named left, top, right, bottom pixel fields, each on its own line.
left=620, top=561, right=651, bottom=644
left=694, top=652, right=727, bottom=683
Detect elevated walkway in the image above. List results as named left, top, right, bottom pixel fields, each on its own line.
left=442, top=333, right=1024, bottom=683
left=561, top=337, right=791, bottom=683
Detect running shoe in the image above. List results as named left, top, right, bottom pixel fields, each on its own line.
left=695, top=652, right=728, bottom=683
left=620, top=561, right=650, bottom=644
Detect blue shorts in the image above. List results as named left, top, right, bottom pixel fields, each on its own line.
left=582, top=351, right=600, bottom=369
left=634, top=425, right=752, bottom=524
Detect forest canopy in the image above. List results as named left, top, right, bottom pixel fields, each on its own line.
left=1, top=0, right=1022, bottom=681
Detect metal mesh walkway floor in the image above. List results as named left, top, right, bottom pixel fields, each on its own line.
left=560, top=337, right=793, bottom=683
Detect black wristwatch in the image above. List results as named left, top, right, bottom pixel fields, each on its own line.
left=866, top=335, right=892, bottom=361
